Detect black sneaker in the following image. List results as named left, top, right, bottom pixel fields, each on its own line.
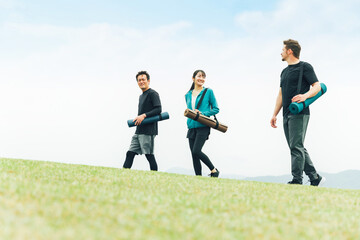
left=287, top=179, right=302, bottom=185
left=310, top=174, right=326, bottom=187
left=209, top=168, right=220, bottom=178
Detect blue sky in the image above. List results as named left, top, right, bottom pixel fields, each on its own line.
left=1, top=0, right=275, bottom=28
left=1, top=0, right=360, bottom=177
left=0, top=0, right=278, bottom=57
left=0, top=0, right=277, bottom=58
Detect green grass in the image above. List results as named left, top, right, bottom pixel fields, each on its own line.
left=1, top=158, right=360, bottom=239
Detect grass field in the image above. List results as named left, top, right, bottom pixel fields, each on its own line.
left=1, top=158, right=360, bottom=239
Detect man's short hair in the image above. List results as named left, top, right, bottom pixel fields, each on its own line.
left=283, top=39, right=301, bottom=59
left=136, top=71, right=150, bottom=81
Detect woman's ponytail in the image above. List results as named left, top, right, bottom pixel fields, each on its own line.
left=189, top=82, right=195, bottom=91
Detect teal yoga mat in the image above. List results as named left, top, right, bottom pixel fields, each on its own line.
left=289, top=83, right=327, bottom=114
left=127, top=112, right=169, bottom=127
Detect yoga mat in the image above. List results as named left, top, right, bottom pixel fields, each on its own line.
left=184, top=109, right=228, bottom=133
left=289, top=83, right=327, bottom=114
left=127, top=112, right=170, bottom=127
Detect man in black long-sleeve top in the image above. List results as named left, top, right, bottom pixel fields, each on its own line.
left=123, top=71, right=162, bottom=171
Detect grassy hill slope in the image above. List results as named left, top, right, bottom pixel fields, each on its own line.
left=1, top=158, right=360, bottom=239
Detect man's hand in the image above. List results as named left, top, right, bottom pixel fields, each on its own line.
left=271, top=88, right=282, bottom=128
left=133, top=113, right=146, bottom=126
left=292, top=94, right=307, bottom=103
left=270, top=115, right=277, bottom=128
left=292, top=82, right=321, bottom=103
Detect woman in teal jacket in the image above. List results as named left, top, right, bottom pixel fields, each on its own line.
left=185, top=70, right=220, bottom=177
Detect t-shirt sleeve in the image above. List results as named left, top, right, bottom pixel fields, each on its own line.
left=303, top=63, right=319, bottom=85
left=280, top=69, right=285, bottom=87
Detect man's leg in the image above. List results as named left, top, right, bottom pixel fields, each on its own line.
left=284, top=115, right=308, bottom=183
left=301, top=115, right=318, bottom=181
left=304, top=145, right=325, bottom=186
left=138, top=135, right=158, bottom=171
left=145, top=154, right=158, bottom=171
left=303, top=148, right=318, bottom=181
left=123, top=135, right=141, bottom=169
left=284, top=117, right=300, bottom=184
left=123, top=151, right=137, bottom=169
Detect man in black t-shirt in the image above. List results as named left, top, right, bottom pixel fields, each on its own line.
left=123, top=71, right=162, bottom=171
left=270, top=39, right=325, bottom=186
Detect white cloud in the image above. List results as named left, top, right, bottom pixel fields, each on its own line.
left=235, top=0, right=360, bottom=36
left=0, top=0, right=22, bottom=8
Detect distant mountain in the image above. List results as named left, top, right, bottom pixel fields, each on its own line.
left=167, top=168, right=360, bottom=190
left=244, top=170, right=360, bottom=190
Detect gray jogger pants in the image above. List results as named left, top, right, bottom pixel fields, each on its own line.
left=283, top=114, right=318, bottom=182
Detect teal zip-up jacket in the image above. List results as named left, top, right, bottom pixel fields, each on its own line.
left=185, top=88, right=219, bottom=129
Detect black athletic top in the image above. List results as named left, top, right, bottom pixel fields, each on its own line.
left=135, top=88, right=162, bottom=135
left=280, top=61, right=319, bottom=117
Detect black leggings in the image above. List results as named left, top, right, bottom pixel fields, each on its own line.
left=188, top=137, right=215, bottom=176
left=123, top=151, right=158, bottom=171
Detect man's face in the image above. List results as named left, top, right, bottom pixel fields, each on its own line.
left=281, top=45, right=291, bottom=61
left=137, top=74, right=150, bottom=91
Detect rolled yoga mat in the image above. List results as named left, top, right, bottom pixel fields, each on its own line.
left=127, top=112, right=170, bottom=127
left=184, top=109, right=228, bottom=133
left=289, top=83, right=327, bottom=114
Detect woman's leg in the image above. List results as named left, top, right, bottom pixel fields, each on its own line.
left=189, top=138, right=202, bottom=175
left=191, top=136, right=215, bottom=171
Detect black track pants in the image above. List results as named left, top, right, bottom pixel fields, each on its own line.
left=188, top=137, right=215, bottom=175
left=123, top=151, right=137, bottom=169
left=123, top=151, right=158, bottom=171
left=145, top=154, right=158, bottom=171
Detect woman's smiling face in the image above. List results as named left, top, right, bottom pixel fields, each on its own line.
left=193, top=71, right=206, bottom=87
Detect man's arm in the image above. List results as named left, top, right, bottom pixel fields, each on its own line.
left=291, top=82, right=321, bottom=103
left=270, top=88, right=283, bottom=128
left=133, top=91, right=162, bottom=126
left=133, top=106, right=162, bottom=126
left=133, top=113, right=147, bottom=126
left=144, top=105, right=161, bottom=118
